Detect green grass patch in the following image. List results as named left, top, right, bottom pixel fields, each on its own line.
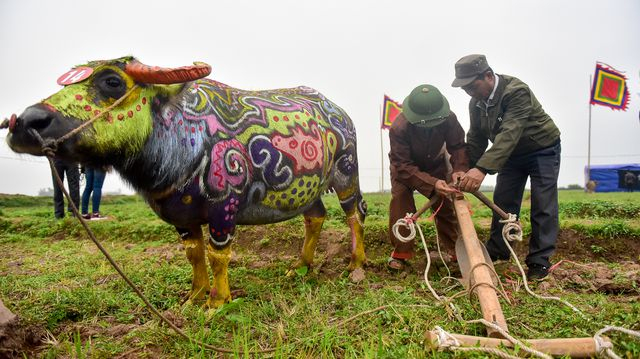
left=1, top=190, right=639, bottom=357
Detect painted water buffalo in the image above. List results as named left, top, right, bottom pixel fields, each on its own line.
left=5, top=56, right=367, bottom=308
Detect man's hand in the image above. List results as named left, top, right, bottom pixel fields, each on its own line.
left=459, top=168, right=486, bottom=192
left=451, top=171, right=465, bottom=186
left=434, top=179, right=459, bottom=197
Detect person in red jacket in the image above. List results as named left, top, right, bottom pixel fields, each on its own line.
left=387, top=84, right=469, bottom=270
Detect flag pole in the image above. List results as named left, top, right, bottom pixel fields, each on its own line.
left=380, top=102, right=384, bottom=193
left=586, top=74, right=592, bottom=189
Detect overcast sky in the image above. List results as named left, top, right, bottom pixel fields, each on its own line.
left=1, top=0, right=639, bottom=195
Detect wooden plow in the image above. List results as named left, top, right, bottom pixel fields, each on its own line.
left=422, top=192, right=611, bottom=358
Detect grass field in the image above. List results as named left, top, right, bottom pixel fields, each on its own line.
left=0, top=190, right=639, bottom=358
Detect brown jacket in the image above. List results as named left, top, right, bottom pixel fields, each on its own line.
left=388, top=112, right=469, bottom=197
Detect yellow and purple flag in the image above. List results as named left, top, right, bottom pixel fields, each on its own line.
left=381, top=95, right=402, bottom=129
left=590, top=62, right=630, bottom=111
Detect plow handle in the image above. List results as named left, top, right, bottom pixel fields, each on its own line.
left=412, top=195, right=441, bottom=221
left=472, top=191, right=510, bottom=220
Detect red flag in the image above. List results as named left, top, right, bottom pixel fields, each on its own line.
left=381, top=95, right=402, bottom=129
left=590, top=62, right=630, bottom=111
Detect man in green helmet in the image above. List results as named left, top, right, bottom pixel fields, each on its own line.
left=387, top=84, right=469, bottom=270
left=452, top=54, right=561, bottom=280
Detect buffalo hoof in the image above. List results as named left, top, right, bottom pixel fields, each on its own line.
left=206, top=296, right=231, bottom=310
left=347, top=258, right=366, bottom=272
left=184, top=288, right=210, bottom=305
left=182, top=296, right=209, bottom=309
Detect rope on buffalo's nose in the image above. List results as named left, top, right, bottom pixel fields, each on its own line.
left=53, top=84, right=139, bottom=146
left=23, top=85, right=140, bottom=160
left=28, top=129, right=57, bottom=157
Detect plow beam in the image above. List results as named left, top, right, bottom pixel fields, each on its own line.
left=453, top=194, right=508, bottom=338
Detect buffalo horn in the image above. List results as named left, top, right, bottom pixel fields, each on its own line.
left=124, top=59, right=211, bottom=84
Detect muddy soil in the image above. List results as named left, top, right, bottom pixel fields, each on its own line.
left=0, top=317, right=46, bottom=359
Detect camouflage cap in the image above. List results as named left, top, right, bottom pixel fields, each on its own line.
left=452, top=54, right=490, bottom=87
left=402, top=84, right=450, bottom=128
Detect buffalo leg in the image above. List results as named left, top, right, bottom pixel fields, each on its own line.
left=341, top=191, right=367, bottom=271
left=332, top=151, right=367, bottom=271
left=333, top=180, right=367, bottom=271
left=288, top=199, right=326, bottom=275
left=177, top=226, right=210, bottom=303
left=206, top=232, right=233, bottom=308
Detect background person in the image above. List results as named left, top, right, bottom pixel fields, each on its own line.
left=387, top=84, right=469, bottom=270
left=452, top=54, right=561, bottom=280
left=623, top=171, right=637, bottom=192
left=81, top=165, right=109, bottom=219
left=51, top=158, right=80, bottom=219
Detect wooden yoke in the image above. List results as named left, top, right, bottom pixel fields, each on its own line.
left=452, top=193, right=508, bottom=338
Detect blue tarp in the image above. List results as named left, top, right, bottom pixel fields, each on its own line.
left=585, top=164, right=640, bottom=192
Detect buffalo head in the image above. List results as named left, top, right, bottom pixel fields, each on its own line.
left=6, top=56, right=211, bottom=163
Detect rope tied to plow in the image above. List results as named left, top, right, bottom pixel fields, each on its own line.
left=433, top=321, right=552, bottom=359
left=391, top=197, right=463, bottom=321
left=594, top=325, right=640, bottom=359
left=499, top=213, right=522, bottom=242
left=496, top=211, right=587, bottom=319
left=392, top=197, right=444, bottom=244
left=433, top=326, right=460, bottom=348
left=391, top=214, right=416, bottom=244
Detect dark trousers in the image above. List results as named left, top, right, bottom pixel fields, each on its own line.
left=52, top=159, right=80, bottom=218
left=81, top=167, right=107, bottom=214
left=486, top=142, right=561, bottom=268
left=388, top=178, right=459, bottom=260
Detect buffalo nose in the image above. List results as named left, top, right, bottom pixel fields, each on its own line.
left=18, top=106, right=54, bottom=134
left=0, top=114, right=14, bottom=131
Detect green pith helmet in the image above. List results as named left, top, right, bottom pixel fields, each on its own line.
left=402, top=84, right=450, bottom=128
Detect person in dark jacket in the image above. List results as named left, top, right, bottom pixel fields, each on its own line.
left=387, top=84, right=469, bottom=270
left=623, top=171, right=637, bottom=192
left=452, top=54, right=561, bottom=280
left=51, top=158, right=80, bottom=219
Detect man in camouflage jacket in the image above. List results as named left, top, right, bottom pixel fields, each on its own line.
left=452, top=54, right=561, bottom=280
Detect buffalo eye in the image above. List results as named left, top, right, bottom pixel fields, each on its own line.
left=94, top=70, right=127, bottom=100
left=105, top=77, right=122, bottom=88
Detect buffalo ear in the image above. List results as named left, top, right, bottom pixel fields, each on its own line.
left=124, top=59, right=211, bottom=84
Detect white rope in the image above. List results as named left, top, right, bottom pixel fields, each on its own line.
left=433, top=326, right=460, bottom=348
left=433, top=217, right=453, bottom=279
left=594, top=325, right=640, bottom=359
left=432, top=325, right=530, bottom=359
left=393, top=207, right=537, bottom=358
left=500, top=213, right=523, bottom=242
left=392, top=213, right=463, bottom=321
left=499, top=210, right=640, bottom=358
left=499, top=213, right=586, bottom=318
left=468, top=319, right=552, bottom=359
left=415, top=200, right=639, bottom=359
left=391, top=214, right=415, bottom=243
